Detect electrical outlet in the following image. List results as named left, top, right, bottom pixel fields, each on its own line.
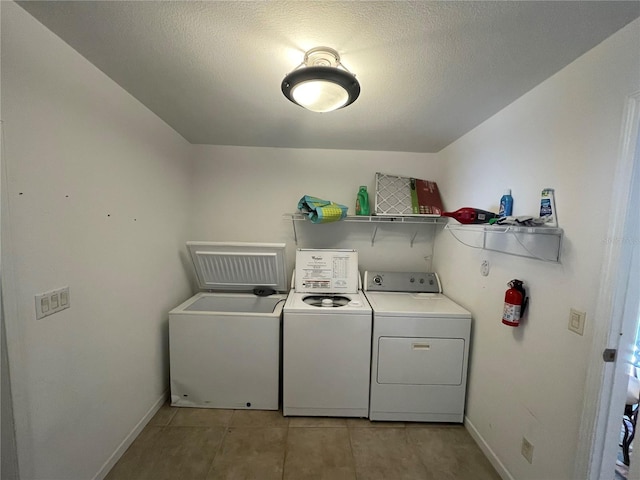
left=568, top=308, right=586, bottom=336
left=35, top=287, right=70, bottom=320
left=521, top=437, right=534, bottom=464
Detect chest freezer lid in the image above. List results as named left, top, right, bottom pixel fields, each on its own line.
left=187, top=242, right=287, bottom=292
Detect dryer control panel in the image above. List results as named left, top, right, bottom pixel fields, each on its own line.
left=364, top=271, right=441, bottom=293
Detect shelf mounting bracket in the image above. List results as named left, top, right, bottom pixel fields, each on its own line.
left=291, top=216, right=298, bottom=245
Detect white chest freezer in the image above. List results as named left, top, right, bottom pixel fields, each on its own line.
left=169, top=242, right=288, bottom=410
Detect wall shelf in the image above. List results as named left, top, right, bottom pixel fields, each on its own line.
left=283, top=213, right=445, bottom=246
left=444, top=223, right=564, bottom=263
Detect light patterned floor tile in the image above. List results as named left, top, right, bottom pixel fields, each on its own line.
left=206, top=427, right=286, bottom=480
left=347, top=418, right=405, bottom=428
left=230, top=409, right=290, bottom=427
left=169, top=407, right=234, bottom=427
left=349, top=427, right=427, bottom=479
left=284, top=427, right=356, bottom=480
left=106, top=411, right=502, bottom=480
left=106, top=425, right=225, bottom=480
left=289, top=416, right=348, bottom=428
left=407, top=426, right=502, bottom=480
left=148, top=402, right=177, bottom=426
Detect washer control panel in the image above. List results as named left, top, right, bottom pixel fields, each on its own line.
left=364, top=271, right=441, bottom=293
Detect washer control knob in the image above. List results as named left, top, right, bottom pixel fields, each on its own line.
left=419, top=278, right=425, bottom=283
left=410, top=277, right=415, bottom=283
left=373, top=275, right=382, bottom=285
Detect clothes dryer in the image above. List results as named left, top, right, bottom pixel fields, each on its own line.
left=364, top=271, right=471, bottom=422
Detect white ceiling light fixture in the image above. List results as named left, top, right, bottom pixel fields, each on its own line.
left=281, top=47, right=360, bottom=113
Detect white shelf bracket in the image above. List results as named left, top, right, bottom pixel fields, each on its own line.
left=291, top=216, right=298, bottom=245
left=410, top=230, right=418, bottom=248
left=371, top=225, right=379, bottom=246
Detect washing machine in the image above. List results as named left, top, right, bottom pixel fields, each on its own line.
left=169, top=242, right=288, bottom=410
left=283, top=249, right=372, bottom=417
left=364, top=271, right=472, bottom=423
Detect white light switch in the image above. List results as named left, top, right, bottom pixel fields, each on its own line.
left=60, top=290, right=69, bottom=306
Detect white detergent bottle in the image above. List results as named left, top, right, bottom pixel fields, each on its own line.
left=540, top=188, right=557, bottom=227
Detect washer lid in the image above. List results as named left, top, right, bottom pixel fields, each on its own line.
left=187, top=242, right=287, bottom=292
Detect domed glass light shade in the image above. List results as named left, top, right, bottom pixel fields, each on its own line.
left=282, top=47, right=360, bottom=113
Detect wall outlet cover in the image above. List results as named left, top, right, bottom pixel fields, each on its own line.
left=568, top=308, right=586, bottom=336
left=521, top=437, right=534, bottom=464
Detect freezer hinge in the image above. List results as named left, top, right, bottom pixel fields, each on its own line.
left=602, top=348, right=617, bottom=363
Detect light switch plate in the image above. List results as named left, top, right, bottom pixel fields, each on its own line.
left=35, top=287, right=70, bottom=320
left=568, top=308, right=586, bottom=336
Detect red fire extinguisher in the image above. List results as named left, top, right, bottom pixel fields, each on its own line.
left=502, top=279, right=528, bottom=327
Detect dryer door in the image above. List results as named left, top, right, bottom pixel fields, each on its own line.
left=376, top=337, right=465, bottom=385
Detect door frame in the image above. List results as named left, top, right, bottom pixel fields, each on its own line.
left=575, top=90, right=640, bottom=480
left=1, top=114, right=21, bottom=480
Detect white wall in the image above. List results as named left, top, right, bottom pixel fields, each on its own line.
left=189, top=145, right=445, bottom=277
left=433, top=18, right=640, bottom=480
left=4, top=2, right=639, bottom=479
left=1, top=3, right=193, bottom=479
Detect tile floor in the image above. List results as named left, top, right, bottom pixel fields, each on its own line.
left=105, top=405, right=501, bottom=480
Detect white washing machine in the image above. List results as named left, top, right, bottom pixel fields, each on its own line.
left=283, top=249, right=372, bottom=417
left=364, top=271, right=472, bottom=423
left=169, top=242, right=288, bottom=410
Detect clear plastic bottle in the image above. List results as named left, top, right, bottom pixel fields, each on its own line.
left=356, top=186, right=370, bottom=216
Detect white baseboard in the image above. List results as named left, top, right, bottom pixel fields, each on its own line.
left=93, top=390, right=168, bottom=480
left=465, top=415, right=515, bottom=480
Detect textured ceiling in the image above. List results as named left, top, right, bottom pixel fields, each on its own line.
left=16, top=1, right=640, bottom=153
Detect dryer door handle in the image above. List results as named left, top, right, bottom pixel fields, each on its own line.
left=412, top=343, right=431, bottom=350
